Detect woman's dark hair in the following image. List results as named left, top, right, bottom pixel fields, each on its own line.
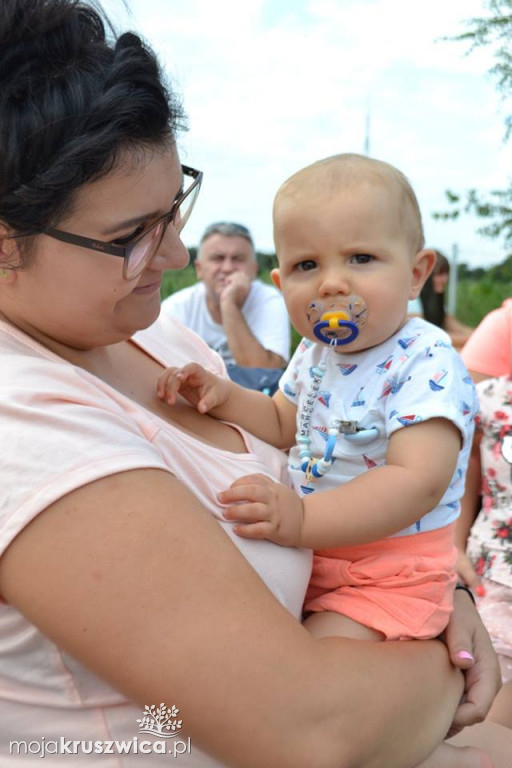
left=420, top=249, right=450, bottom=329
left=0, top=0, right=186, bottom=255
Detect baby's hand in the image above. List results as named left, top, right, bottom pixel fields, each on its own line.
left=218, top=473, right=304, bottom=547
left=157, top=363, right=231, bottom=413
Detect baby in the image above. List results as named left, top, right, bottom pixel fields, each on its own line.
left=159, top=153, right=478, bottom=646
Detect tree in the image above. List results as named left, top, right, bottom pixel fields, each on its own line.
left=433, top=1, right=512, bottom=246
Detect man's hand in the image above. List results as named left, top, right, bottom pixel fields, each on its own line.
left=157, top=363, right=232, bottom=414
left=218, top=473, right=305, bottom=547
left=219, top=272, right=252, bottom=310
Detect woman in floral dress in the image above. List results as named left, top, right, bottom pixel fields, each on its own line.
left=456, top=374, right=512, bottom=728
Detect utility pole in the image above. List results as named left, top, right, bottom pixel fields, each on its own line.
left=364, top=108, right=371, bottom=156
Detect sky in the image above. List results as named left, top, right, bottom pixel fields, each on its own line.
left=104, top=0, right=512, bottom=269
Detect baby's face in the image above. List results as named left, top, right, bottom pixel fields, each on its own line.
left=272, top=182, right=426, bottom=354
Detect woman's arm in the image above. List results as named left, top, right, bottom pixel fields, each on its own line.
left=461, top=304, right=511, bottom=378
left=0, top=468, right=465, bottom=768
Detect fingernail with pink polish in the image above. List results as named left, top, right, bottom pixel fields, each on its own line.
left=457, top=650, right=474, bottom=661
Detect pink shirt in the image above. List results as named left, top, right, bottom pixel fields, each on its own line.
left=461, top=299, right=512, bottom=376
left=0, top=315, right=312, bottom=765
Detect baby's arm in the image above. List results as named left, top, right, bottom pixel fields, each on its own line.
left=220, top=418, right=461, bottom=549
left=300, top=417, right=461, bottom=548
left=157, top=364, right=297, bottom=449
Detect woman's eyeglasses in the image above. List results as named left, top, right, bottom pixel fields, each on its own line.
left=41, top=165, right=202, bottom=280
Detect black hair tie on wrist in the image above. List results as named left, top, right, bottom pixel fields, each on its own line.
left=455, top=582, right=476, bottom=605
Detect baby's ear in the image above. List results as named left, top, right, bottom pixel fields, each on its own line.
left=410, top=249, right=436, bottom=299
left=270, top=268, right=281, bottom=291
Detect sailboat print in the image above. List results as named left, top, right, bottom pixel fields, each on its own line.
left=351, top=387, right=365, bottom=407
left=317, top=390, right=332, bottom=407
left=375, top=355, right=393, bottom=375
left=379, top=375, right=412, bottom=398
left=396, top=414, right=423, bottom=426
left=429, top=370, right=448, bottom=391
left=398, top=334, right=419, bottom=350
left=336, top=362, right=358, bottom=376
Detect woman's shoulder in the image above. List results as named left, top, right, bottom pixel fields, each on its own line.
left=0, top=324, right=170, bottom=565
left=0, top=319, right=88, bottom=396
left=460, top=300, right=512, bottom=377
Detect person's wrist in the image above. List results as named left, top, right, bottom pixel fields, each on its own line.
left=209, top=378, right=235, bottom=415
left=455, top=582, right=476, bottom=605
left=220, top=293, right=243, bottom=312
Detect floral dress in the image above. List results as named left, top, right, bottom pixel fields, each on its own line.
left=466, top=375, right=512, bottom=682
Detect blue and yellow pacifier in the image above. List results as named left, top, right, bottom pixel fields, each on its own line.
left=307, top=296, right=368, bottom=346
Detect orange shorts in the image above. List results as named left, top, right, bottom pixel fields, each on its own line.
left=304, top=524, right=457, bottom=640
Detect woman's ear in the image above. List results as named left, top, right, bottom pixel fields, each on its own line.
left=270, top=268, right=281, bottom=291
left=0, top=264, right=16, bottom=284
left=410, top=249, right=436, bottom=299
left=0, top=225, right=19, bottom=279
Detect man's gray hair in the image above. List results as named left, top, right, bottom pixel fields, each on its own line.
left=199, top=222, right=254, bottom=248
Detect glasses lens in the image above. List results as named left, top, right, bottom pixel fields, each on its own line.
left=125, top=221, right=165, bottom=280
left=175, top=178, right=201, bottom=233
left=123, top=169, right=201, bottom=279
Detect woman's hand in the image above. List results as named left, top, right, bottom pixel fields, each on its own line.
left=444, top=588, right=502, bottom=736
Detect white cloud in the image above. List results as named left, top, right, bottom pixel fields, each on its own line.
left=103, top=0, right=511, bottom=267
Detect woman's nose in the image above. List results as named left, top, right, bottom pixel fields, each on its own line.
left=153, top=224, right=190, bottom=272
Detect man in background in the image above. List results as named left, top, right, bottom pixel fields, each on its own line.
left=161, top=222, right=290, bottom=368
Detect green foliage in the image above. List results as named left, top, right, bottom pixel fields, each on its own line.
left=434, top=187, right=512, bottom=246
left=434, top=1, right=512, bottom=245
left=450, top=1, right=512, bottom=131
left=161, top=264, right=197, bottom=300
left=457, top=276, right=512, bottom=326
left=451, top=253, right=512, bottom=326
left=257, top=251, right=279, bottom=272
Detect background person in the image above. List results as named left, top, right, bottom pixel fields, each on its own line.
left=161, top=221, right=290, bottom=369
left=462, top=299, right=512, bottom=382
left=458, top=299, right=512, bottom=729
left=0, top=1, right=509, bottom=767
left=408, top=249, right=473, bottom=350
left=455, top=374, right=512, bottom=731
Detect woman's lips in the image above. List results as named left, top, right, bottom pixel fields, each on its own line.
left=132, top=279, right=161, bottom=295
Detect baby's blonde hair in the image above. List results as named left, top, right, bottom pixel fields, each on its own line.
left=273, top=153, right=425, bottom=253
